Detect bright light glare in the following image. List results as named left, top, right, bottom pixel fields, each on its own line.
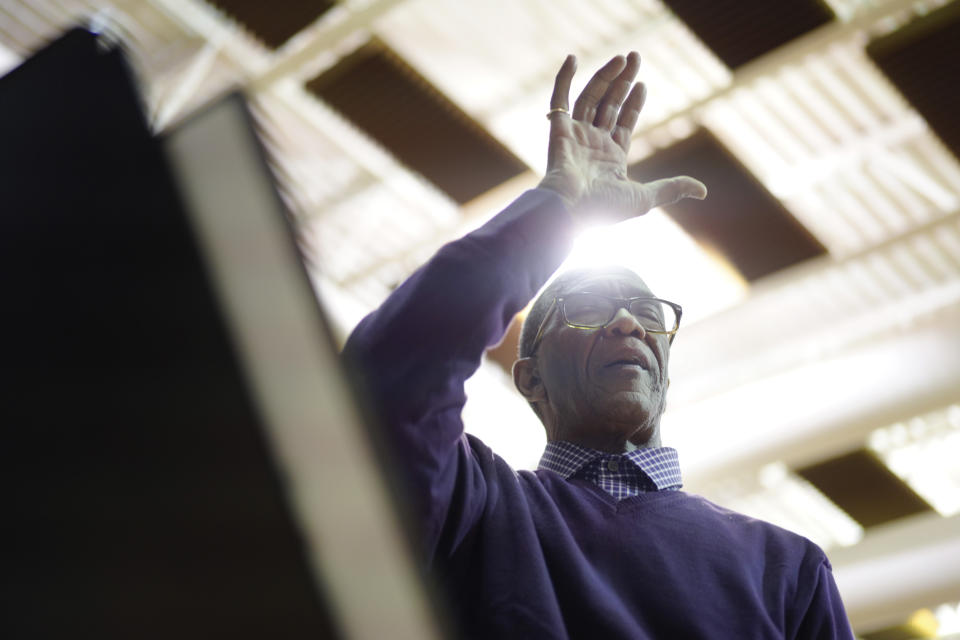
left=869, top=404, right=960, bottom=517
left=935, top=601, right=960, bottom=635
left=558, top=209, right=748, bottom=326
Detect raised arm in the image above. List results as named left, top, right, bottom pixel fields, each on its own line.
left=342, top=189, right=569, bottom=559
left=342, top=52, right=706, bottom=558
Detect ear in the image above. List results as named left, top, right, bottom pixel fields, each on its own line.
left=512, top=357, right=547, bottom=403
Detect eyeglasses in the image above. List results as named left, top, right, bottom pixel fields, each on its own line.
left=529, top=293, right=682, bottom=355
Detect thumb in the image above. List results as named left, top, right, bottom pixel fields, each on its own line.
left=645, top=176, right=707, bottom=209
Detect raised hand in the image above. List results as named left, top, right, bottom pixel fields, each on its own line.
left=538, top=52, right=706, bottom=224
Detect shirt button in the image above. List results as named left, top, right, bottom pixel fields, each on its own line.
left=607, top=459, right=620, bottom=472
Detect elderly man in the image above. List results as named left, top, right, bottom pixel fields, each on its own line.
left=344, top=52, right=853, bottom=639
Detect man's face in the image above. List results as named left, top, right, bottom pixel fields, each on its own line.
left=534, top=270, right=670, bottom=449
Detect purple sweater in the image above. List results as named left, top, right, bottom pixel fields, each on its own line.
left=344, top=190, right=853, bottom=639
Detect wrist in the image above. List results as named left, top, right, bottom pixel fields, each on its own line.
left=537, top=174, right=578, bottom=212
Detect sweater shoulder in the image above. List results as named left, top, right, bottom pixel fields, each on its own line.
left=679, top=493, right=830, bottom=563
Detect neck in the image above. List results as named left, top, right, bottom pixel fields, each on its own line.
left=548, top=421, right=661, bottom=454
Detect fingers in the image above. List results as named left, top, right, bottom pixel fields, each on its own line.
left=594, top=51, right=640, bottom=130
left=572, top=55, right=627, bottom=123
left=645, top=176, right=708, bottom=209
left=549, top=55, right=576, bottom=112
left=612, top=82, right=647, bottom=149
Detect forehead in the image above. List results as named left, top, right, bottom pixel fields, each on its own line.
left=561, top=270, right=654, bottom=298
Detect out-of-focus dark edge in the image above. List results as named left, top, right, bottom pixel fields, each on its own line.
left=205, top=89, right=461, bottom=640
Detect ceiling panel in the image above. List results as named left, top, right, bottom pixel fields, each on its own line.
left=703, top=39, right=960, bottom=258
left=868, top=1, right=960, bottom=162
left=306, top=38, right=529, bottom=204
left=662, top=0, right=835, bottom=68
left=377, top=0, right=732, bottom=172
left=795, top=448, right=934, bottom=528
left=205, top=0, right=335, bottom=49
left=869, top=403, right=960, bottom=517
left=629, top=128, right=827, bottom=281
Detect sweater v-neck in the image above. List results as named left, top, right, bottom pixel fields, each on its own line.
left=564, top=475, right=687, bottom=515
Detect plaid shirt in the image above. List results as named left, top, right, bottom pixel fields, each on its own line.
left=538, top=440, right=683, bottom=501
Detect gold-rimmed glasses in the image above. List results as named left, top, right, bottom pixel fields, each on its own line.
left=529, top=293, right=682, bottom=356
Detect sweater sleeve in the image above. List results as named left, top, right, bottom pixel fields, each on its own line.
left=792, top=558, right=856, bottom=640
left=342, top=189, right=574, bottom=559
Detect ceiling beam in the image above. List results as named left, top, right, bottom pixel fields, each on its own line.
left=250, top=0, right=407, bottom=91
left=831, top=512, right=960, bottom=632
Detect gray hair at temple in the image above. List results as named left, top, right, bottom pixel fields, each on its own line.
left=517, top=265, right=646, bottom=359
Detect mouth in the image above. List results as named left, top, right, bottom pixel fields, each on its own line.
left=605, top=355, right=651, bottom=372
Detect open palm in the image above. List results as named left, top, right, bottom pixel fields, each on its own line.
left=539, top=53, right=706, bottom=224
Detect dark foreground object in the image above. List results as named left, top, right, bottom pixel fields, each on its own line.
left=0, top=29, right=339, bottom=639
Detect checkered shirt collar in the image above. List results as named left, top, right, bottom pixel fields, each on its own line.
left=538, top=440, right=683, bottom=491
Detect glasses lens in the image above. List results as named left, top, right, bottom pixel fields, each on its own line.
left=563, top=294, right=616, bottom=327
left=563, top=294, right=678, bottom=332
left=628, top=299, right=676, bottom=333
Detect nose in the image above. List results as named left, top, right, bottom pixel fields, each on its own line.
left=603, top=306, right=647, bottom=338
